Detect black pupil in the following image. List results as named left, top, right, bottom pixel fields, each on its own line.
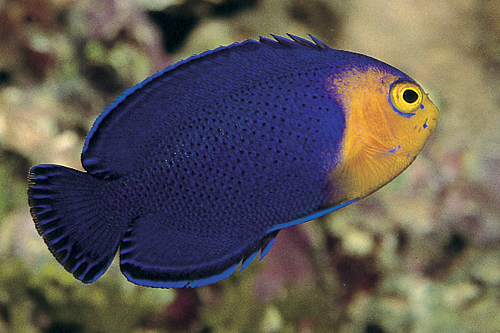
left=403, top=89, right=419, bottom=103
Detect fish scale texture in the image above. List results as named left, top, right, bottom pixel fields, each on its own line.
left=110, top=65, right=346, bottom=286
left=78, top=38, right=349, bottom=286
left=28, top=35, right=438, bottom=288
left=81, top=38, right=355, bottom=178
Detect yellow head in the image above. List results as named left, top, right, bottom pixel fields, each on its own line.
left=326, top=66, right=439, bottom=204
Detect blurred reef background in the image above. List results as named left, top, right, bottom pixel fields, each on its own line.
left=1, top=0, right=500, bottom=332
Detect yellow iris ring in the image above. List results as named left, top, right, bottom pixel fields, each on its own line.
left=390, top=81, right=423, bottom=114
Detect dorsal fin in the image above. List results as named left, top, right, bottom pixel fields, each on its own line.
left=258, top=34, right=329, bottom=50
left=307, top=34, right=328, bottom=49
left=81, top=35, right=332, bottom=178
left=270, top=34, right=297, bottom=46
left=287, top=34, right=326, bottom=49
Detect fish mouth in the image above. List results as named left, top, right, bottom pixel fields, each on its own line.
left=424, top=117, right=438, bottom=132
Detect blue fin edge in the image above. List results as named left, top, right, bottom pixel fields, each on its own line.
left=122, top=231, right=281, bottom=289
left=260, top=236, right=276, bottom=260
left=82, top=35, right=328, bottom=161
left=122, top=262, right=240, bottom=288
left=121, top=200, right=358, bottom=288
left=266, top=198, right=359, bottom=233
left=82, top=38, right=252, bottom=159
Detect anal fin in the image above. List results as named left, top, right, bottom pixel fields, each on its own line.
left=119, top=214, right=281, bottom=288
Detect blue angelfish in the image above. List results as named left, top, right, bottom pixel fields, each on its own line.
left=28, top=35, right=439, bottom=288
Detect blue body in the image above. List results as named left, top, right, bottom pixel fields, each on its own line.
left=28, top=35, right=401, bottom=287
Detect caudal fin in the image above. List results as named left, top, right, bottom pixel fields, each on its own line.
left=28, top=165, right=125, bottom=283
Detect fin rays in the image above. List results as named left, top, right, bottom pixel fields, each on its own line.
left=259, top=34, right=328, bottom=50
left=28, top=165, right=126, bottom=283
left=119, top=216, right=281, bottom=288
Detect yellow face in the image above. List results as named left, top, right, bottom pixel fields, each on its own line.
left=325, top=67, right=439, bottom=204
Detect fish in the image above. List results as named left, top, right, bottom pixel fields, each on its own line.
left=28, top=34, right=439, bottom=288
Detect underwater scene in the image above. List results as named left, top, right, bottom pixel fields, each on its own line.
left=1, top=0, right=500, bottom=332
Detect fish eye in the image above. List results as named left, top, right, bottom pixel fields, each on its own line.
left=403, top=89, right=419, bottom=103
left=390, top=81, right=423, bottom=115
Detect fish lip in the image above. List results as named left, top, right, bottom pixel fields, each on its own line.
left=425, top=117, right=438, bottom=131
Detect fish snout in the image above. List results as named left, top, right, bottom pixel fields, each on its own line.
left=425, top=116, right=438, bottom=132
